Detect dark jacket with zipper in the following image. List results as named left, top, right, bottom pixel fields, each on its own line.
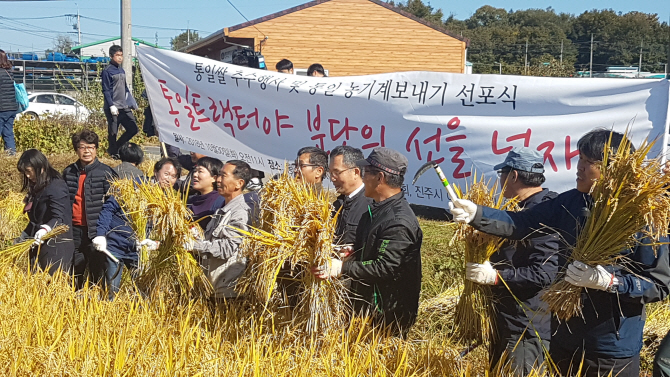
left=488, top=188, right=560, bottom=342
left=341, top=192, right=423, bottom=334
left=62, top=158, right=117, bottom=239
left=96, top=195, right=139, bottom=261
left=332, top=186, right=373, bottom=246
left=0, top=69, right=18, bottom=113
left=471, top=188, right=670, bottom=358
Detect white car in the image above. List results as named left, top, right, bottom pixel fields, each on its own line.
left=20, top=92, right=90, bottom=122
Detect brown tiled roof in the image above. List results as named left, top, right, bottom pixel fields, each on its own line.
left=227, top=0, right=469, bottom=46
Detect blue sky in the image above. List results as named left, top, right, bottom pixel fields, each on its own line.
left=0, top=0, right=668, bottom=53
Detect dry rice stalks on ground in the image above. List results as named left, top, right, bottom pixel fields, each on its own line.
left=542, top=137, right=670, bottom=321
left=0, top=191, right=28, bottom=243
left=0, top=261, right=463, bottom=377
left=237, top=170, right=348, bottom=335
left=109, top=178, right=209, bottom=298
left=451, top=173, right=518, bottom=345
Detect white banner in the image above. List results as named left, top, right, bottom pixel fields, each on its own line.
left=137, top=45, right=670, bottom=208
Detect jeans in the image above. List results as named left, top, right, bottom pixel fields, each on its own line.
left=105, top=107, right=138, bottom=155
left=104, top=255, right=137, bottom=300
left=72, top=225, right=107, bottom=290
left=655, top=329, right=670, bottom=377
left=0, top=110, right=16, bottom=154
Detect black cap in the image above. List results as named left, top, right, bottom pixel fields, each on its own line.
left=356, top=147, right=408, bottom=175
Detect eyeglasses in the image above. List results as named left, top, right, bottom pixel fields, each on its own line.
left=157, top=171, right=178, bottom=179
left=329, top=167, right=355, bottom=178
left=77, top=145, right=96, bottom=152
left=362, top=167, right=380, bottom=177
left=294, top=162, right=319, bottom=170
left=496, top=169, right=512, bottom=177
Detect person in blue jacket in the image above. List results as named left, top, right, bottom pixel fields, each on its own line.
left=93, top=157, right=181, bottom=299
left=102, top=44, right=138, bottom=158
left=469, top=148, right=559, bottom=376
left=449, top=129, right=670, bottom=377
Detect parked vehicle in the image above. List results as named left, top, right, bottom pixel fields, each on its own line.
left=18, top=92, right=90, bottom=122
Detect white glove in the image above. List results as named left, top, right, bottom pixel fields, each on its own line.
left=448, top=198, right=477, bottom=224
left=109, top=105, right=119, bottom=116
left=466, top=261, right=498, bottom=285
left=137, top=239, right=160, bottom=252
left=92, top=236, right=107, bottom=252
left=190, top=225, right=203, bottom=241
left=33, top=225, right=51, bottom=245
left=312, top=258, right=343, bottom=279
left=565, top=261, right=616, bottom=291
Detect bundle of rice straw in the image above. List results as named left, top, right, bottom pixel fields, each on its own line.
left=108, top=178, right=209, bottom=297
left=451, top=173, right=518, bottom=344
left=542, top=136, right=670, bottom=321
left=0, top=224, right=69, bottom=265
left=0, top=191, right=29, bottom=243
left=237, top=170, right=348, bottom=335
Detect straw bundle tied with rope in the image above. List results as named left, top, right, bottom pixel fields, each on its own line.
left=236, top=170, right=348, bottom=335
left=451, top=173, right=519, bottom=345
left=541, top=136, right=670, bottom=321
left=109, top=178, right=210, bottom=297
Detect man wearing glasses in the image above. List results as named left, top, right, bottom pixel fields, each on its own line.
left=474, top=148, right=559, bottom=376
left=313, top=147, right=422, bottom=337
left=62, top=130, right=118, bottom=290
left=329, top=145, right=372, bottom=246
left=294, top=146, right=328, bottom=190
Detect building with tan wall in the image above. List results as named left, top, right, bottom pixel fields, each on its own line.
left=184, top=0, right=469, bottom=76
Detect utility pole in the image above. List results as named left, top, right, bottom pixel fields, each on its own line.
left=121, top=0, right=132, bottom=90
left=155, top=32, right=158, bottom=47
left=560, top=40, right=563, bottom=65
left=589, top=33, right=594, bottom=78
left=495, top=62, right=502, bottom=75
left=638, top=39, right=643, bottom=78
left=77, top=5, right=81, bottom=45
left=187, top=21, right=190, bottom=46
left=524, top=39, right=528, bottom=75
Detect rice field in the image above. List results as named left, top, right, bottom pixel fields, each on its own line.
left=0, top=153, right=669, bottom=375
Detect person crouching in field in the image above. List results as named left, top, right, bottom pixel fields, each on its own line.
left=449, top=129, right=670, bottom=377
left=469, top=148, right=559, bottom=376
left=16, top=149, right=74, bottom=275
left=93, top=158, right=180, bottom=299
left=188, top=160, right=252, bottom=301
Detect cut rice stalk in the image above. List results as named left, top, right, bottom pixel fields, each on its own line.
left=542, top=136, right=670, bottom=321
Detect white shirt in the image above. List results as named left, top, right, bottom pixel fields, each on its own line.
left=348, top=183, right=365, bottom=199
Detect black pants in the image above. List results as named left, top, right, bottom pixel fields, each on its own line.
left=490, top=336, right=548, bottom=376
left=105, top=107, right=138, bottom=156
left=551, top=347, right=640, bottom=377
left=655, top=329, right=670, bottom=377
left=72, top=225, right=107, bottom=290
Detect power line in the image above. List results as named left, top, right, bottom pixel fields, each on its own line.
left=225, top=0, right=266, bottom=37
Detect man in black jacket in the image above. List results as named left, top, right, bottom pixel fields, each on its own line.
left=314, top=147, right=423, bottom=337
left=63, top=130, right=118, bottom=289
left=467, top=148, right=559, bottom=375
left=450, top=129, right=670, bottom=377
left=329, top=145, right=372, bottom=246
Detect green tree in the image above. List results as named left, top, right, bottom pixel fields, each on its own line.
left=170, top=30, right=201, bottom=51
left=391, top=0, right=444, bottom=25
